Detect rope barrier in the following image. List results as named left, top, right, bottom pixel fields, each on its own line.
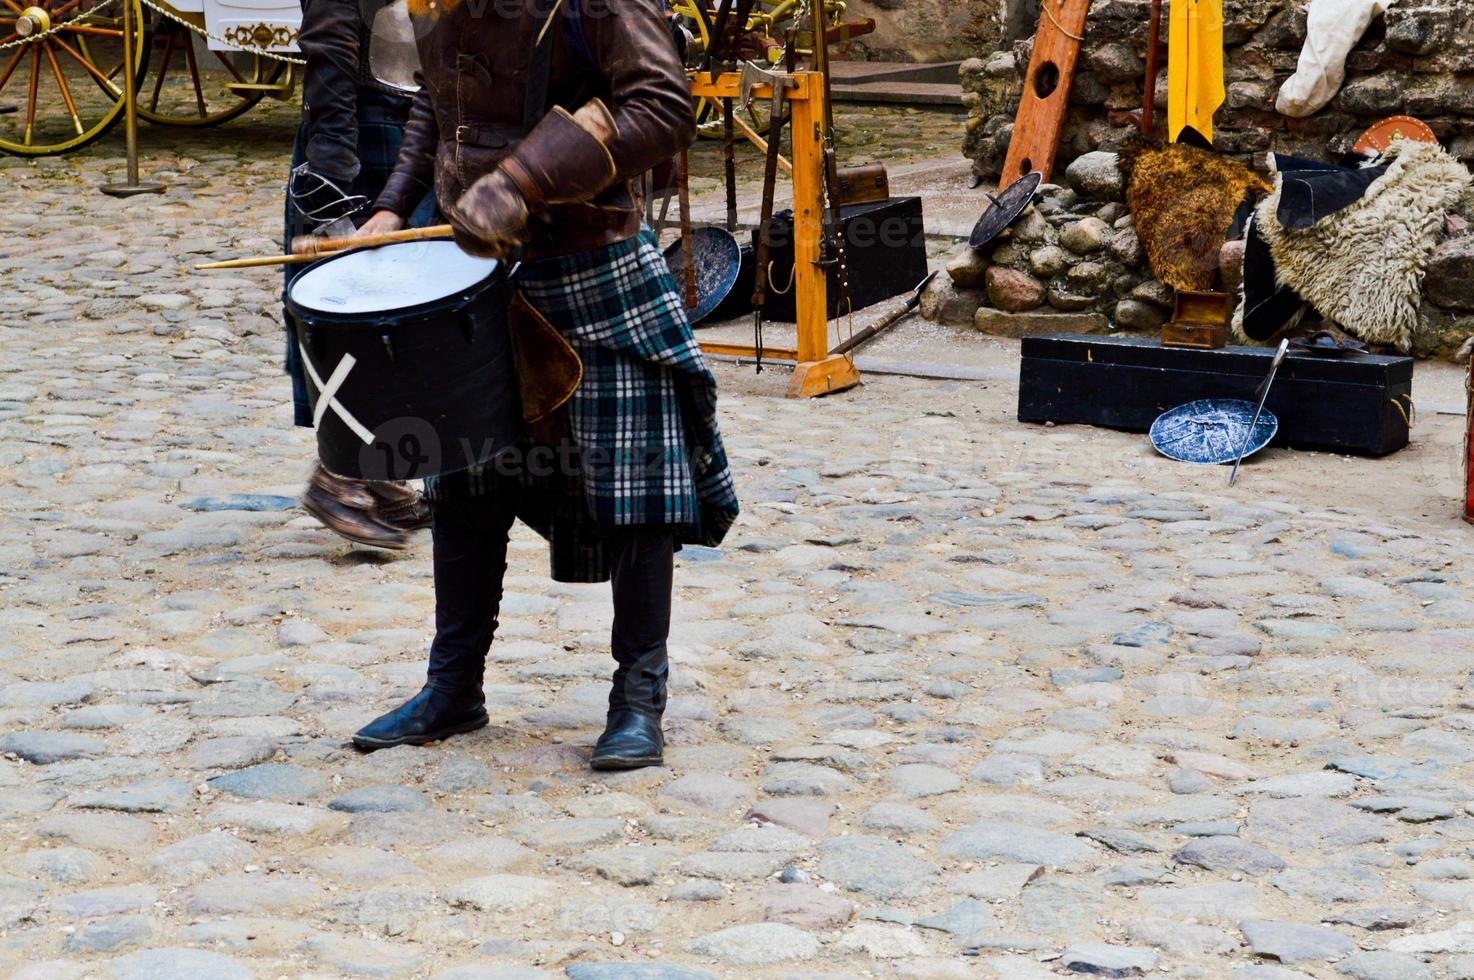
left=1, top=0, right=304, bottom=66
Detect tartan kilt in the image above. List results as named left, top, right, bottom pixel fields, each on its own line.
left=429, top=228, right=740, bottom=583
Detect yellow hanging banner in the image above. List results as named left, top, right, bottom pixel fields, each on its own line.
left=1167, top=0, right=1225, bottom=142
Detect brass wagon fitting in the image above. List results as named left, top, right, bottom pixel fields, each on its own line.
left=15, top=7, right=52, bottom=36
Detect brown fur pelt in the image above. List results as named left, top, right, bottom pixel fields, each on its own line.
left=1120, top=134, right=1272, bottom=292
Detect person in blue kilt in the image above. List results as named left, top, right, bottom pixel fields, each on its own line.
left=284, top=0, right=438, bottom=549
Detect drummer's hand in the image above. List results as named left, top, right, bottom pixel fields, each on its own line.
left=447, top=171, right=529, bottom=259
left=357, top=210, right=405, bottom=237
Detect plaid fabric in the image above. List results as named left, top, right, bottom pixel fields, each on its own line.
left=430, top=229, right=740, bottom=583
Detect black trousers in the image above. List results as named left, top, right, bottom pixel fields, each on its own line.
left=428, top=490, right=674, bottom=715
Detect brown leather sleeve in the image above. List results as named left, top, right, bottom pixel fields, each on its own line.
left=298, top=0, right=362, bottom=182
left=372, top=81, right=439, bottom=219
left=581, top=0, right=695, bottom=183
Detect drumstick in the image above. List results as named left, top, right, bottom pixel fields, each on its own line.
left=194, top=224, right=456, bottom=271
left=195, top=251, right=351, bottom=270
left=291, top=223, right=454, bottom=257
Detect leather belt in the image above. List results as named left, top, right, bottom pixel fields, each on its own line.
left=453, top=124, right=514, bottom=148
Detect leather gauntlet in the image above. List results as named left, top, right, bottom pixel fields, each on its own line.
left=446, top=100, right=620, bottom=259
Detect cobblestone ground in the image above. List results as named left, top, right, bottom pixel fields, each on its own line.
left=3, top=106, right=1474, bottom=980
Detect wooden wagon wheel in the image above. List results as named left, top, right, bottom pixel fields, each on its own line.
left=79, top=13, right=285, bottom=128
left=0, top=0, right=145, bottom=155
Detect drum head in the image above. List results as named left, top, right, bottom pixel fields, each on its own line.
left=290, top=241, right=499, bottom=316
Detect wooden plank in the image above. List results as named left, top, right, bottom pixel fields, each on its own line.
left=699, top=341, right=798, bottom=360
left=788, top=353, right=862, bottom=399
left=999, top=0, right=1091, bottom=187
left=690, top=71, right=814, bottom=103
left=788, top=74, right=831, bottom=370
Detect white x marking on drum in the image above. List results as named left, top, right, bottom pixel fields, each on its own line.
left=297, top=342, right=375, bottom=445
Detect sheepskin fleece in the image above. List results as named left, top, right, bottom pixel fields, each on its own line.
left=1120, top=134, right=1271, bottom=292
left=1233, top=140, right=1473, bottom=351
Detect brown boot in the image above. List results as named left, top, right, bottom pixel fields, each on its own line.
left=370, top=481, right=434, bottom=533
left=301, top=464, right=410, bottom=551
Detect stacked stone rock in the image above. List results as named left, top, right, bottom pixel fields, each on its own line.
left=930, top=147, right=1473, bottom=359
left=961, top=0, right=1474, bottom=181
left=1424, top=222, right=1474, bottom=359
left=926, top=149, right=1175, bottom=337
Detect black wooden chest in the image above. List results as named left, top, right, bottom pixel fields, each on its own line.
left=1018, top=334, right=1415, bottom=456
left=755, top=196, right=929, bottom=322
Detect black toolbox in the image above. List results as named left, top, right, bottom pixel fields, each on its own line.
left=1018, top=334, right=1414, bottom=456
left=756, top=196, right=928, bottom=322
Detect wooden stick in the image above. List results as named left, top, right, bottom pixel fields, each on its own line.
left=196, top=224, right=456, bottom=271
left=732, top=114, right=793, bottom=175
left=678, top=148, right=697, bottom=311
left=195, top=251, right=350, bottom=270
left=291, top=223, right=454, bottom=257
left=1143, top=0, right=1163, bottom=136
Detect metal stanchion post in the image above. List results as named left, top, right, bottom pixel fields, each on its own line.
left=101, top=0, right=164, bottom=197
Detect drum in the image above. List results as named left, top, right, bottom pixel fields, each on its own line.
left=285, top=240, right=523, bottom=481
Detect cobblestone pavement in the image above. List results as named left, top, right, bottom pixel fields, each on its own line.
left=3, top=107, right=1474, bottom=980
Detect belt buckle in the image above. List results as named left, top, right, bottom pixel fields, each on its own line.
left=455, top=124, right=468, bottom=144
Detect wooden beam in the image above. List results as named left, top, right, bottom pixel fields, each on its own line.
left=700, top=342, right=799, bottom=360
left=1000, top=0, right=1091, bottom=186
left=690, top=70, right=859, bottom=399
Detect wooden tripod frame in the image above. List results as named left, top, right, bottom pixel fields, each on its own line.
left=689, top=70, right=860, bottom=399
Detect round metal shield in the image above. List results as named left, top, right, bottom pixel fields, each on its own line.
left=663, top=226, right=743, bottom=325
left=1150, top=399, right=1279, bottom=466
left=1353, top=115, right=1438, bottom=156
left=968, top=171, right=1042, bottom=250
left=1288, top=330, right=1368, bottom=358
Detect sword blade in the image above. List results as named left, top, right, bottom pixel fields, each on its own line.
left=1230, top=339, right=1290, bottom=486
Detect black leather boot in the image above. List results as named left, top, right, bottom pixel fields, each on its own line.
left=352, top=684, right=489, bottom=750
left=591, top=529, right=674, bottom=771
left=353, top=492, right=515, bottom=751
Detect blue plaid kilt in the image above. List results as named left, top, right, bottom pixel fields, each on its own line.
left=429, top=228, right=740, bottom=583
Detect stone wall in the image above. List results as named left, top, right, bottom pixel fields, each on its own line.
left=925, top=151, right=1474, bottom=360
left=924, top=158, right=1175, bottom=342
left=843, top=0, right=1008, bottom=63
left=962, top=0, right=1474, bottom=180
left=943, top=0, right=1474, bottom=360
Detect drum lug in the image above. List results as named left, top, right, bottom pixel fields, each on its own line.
left=459, top=304, right=478, bottom=342
left=378, top=322, right=396, bottom=362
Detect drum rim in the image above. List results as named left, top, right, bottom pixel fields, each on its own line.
left=285, top=243, right=506, bottom=325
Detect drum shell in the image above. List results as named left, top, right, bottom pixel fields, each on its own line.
left=286, top=259, right=523, bottom=481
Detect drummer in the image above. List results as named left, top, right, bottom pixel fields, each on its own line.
left=283, top=0, right=438, bottom=550
left=350, top=0, right=739, bottom=771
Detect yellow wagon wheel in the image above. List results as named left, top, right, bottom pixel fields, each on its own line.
left=81, top=13, right=285, bottom=127
left=0, top=0, right=145, bottom=155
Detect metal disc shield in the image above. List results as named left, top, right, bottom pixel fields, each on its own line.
left=663, top=226, right=743, bottom=326
left=968, top=171, right=1043, bottom=250
left=1150, top=399, right=1279, bottom=466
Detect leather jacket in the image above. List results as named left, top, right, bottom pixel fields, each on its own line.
left=299, top=0, right=408, bottom=183
left=373, top=0, right=693, bottom=258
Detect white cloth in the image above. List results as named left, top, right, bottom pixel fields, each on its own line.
left=1276, top=0, right=1395, bottom=118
